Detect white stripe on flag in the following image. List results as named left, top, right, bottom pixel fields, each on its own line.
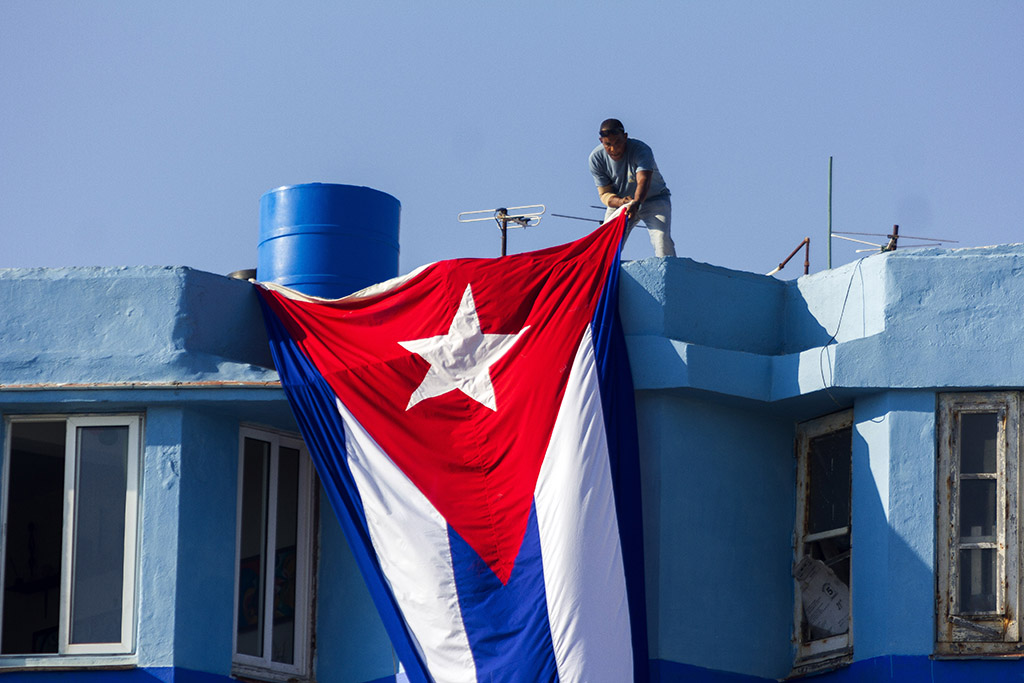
left=535, top=325, right=634, bottom=683
left=337, top=397, right=479, bottom=683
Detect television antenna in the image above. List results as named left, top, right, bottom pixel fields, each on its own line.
left=832, top=225, right=958, bottom=253
left=826, top=158, right=957, bottom=264
left=458, top=205, right=545, bottom=256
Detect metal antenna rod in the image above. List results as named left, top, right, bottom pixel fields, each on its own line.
left=833, top=230, right=957, bottom=242
left=882, top=225, right=899, bottom=252
left=497, top=208, right=509, bottom=256
left=551, top=213, right=601, bottom=223
left=828, top=156, right=833, bottom=270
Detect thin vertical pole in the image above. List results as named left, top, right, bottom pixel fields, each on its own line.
left=496, top=209, right=509, bottom=257
left=828, top=156, right=833, bottom=269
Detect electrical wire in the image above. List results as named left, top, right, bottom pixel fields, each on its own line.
left=819, top=258, right=865, bottom=407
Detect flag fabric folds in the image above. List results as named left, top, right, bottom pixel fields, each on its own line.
left=255, top=211, right=648, bottom=683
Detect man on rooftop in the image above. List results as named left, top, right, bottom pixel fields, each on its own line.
left=589, top=118, right=676, bottom=257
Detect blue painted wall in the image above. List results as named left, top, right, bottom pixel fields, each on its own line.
left=0, top=267, right=276, bottom=386
left=172, top=409, right=241, bottom=673
left=136, top=407, right=185, bottom=669
left=636, top=393, right=795, bottom=679
left=620, top=245, right=1024, bottom=680
left=851, top=392, right=936, bottom=660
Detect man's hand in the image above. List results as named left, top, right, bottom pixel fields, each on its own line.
left=611, top=195, right=632, bottom=209
left=597, top=186, right=639, bottom=214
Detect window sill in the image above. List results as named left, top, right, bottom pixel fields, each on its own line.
left=787, top=651, right=852, bottom=679
left=933, top=644, right=1024, bottom=659
left=232, top=662, right=311, bottom=683
left=0, top=654, right=138, bottom=670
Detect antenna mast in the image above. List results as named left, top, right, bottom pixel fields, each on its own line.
left=458, top=205, right=545, bottom=256
left=828, top=156, right=833, bottom=269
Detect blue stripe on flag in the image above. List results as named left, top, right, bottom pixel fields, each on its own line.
left=258, top=295, right=433, bottom=683
left=449, top=502, right=559, bottom=683
left=589, top=252, right=650, bottom=683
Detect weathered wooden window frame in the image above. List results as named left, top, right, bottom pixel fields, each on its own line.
left=936, top=392, right=1021, bottom=656
left=0, top=414, right=142, bottom=667
left=231, top=426, right=316, bottom=682
left=792, top=409, right=853, bottom=674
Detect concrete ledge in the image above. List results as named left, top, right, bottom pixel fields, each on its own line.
left=0, top=266, right=276, bottom=385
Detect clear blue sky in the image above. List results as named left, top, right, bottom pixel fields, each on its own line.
left=2, top=2, right=1021, bottom=278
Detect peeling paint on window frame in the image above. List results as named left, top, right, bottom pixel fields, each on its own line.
left=791, top=409, right=854, bottom=676
left=936, top=392, right=1023, bottom=657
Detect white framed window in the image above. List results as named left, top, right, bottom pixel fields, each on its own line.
left=0, top=415, right=141, bottom=660
left=232, top=426, right=316, bottom=681
left=792, top=410, right=853, bottom=674
left=936, top=392, right=1020, bottom=655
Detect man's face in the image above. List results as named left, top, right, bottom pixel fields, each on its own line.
left=600, top=130, right=627, bottom=160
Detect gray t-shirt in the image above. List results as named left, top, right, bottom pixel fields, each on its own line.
left=589, top=138, right=670, bottom=201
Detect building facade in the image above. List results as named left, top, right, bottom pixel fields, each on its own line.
left=3, top=240, right=1024, bottom=681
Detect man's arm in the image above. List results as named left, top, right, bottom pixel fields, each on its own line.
left=598, top=170, right=652, bottom=217
left=633, top=170, right=652, bottom=204
left=598, top=184, right=632, bottom=209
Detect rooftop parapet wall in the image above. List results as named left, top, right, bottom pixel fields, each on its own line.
left=0, top=266, right=277, bottom=387
left=620, top=257, right=788, bottom=355
left=620, top=255, right=887, bottom=356
left=621, top=243, right=1024, bottom=402
left=4, top=242, right=1023, bottom=396
left=834, top=244, right=1024, bottom=390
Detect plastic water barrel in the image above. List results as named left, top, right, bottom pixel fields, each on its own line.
left=258, top=183, right=401, bottom=298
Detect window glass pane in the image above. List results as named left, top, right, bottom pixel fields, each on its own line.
left=959, top=548, right=997, bottom=613
left=959, top=479, right=996, bottom=542
left=236, top=438, right=270, bottom=657
left=69, top=426, right=129, bottom=645
left=1, top=422, right=65, bottom=654
left=961, top=412, right=998, bottom=474
left=807, top=427, right=852, bottom=535
left=271, top=447, right=301, bottom=664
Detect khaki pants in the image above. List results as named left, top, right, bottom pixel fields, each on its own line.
left=604, top=196, right=676, bottom=257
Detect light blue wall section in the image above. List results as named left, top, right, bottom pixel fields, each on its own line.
left=136, top=407, right=183, bottom=668
left=852, top=392, right=936, bottom=660
left=853, top=246, right=1024, bottom=389
left=638, top=393, right=796, bottom=680
left=623, top=245, right=1024, bottom=404
left=132, top=407, right=241, bottom=674
left=0, top=267, right=276, bottom=386
left=883, top=394, right=939, bottom=655
left=786, top=257, right=886, bottom=351
left=173, top=409, right=239, bottom=674
left=621, top=257, right=787, bottom=355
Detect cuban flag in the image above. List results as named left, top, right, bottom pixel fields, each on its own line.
left=255, top=211, right=648, bottom=683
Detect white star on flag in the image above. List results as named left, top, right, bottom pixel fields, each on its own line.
left=399, top=284, right=529, bottom=411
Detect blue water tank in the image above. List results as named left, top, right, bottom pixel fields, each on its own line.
left=258, top=183, right=401, bottom=298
